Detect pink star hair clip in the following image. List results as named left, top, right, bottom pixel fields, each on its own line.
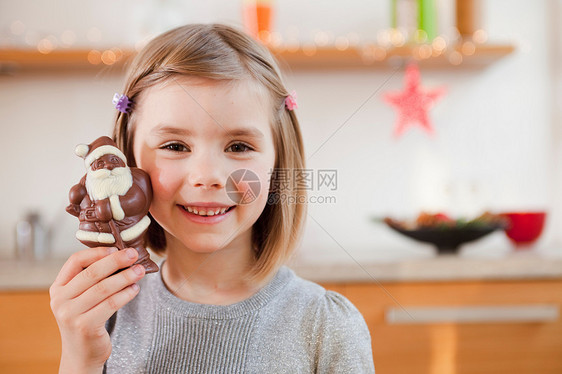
left=285, top=90, right=298, bottom=111
left=112, top=93, right=131, bottom=114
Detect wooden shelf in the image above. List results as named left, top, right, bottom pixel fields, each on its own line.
left=0, top=48, right=135, bottom=72
left=0, top=43, right=515, bottom=73
left=0, top=1, right=512, bottom=73
left=273, top=43, right=515, bottom=70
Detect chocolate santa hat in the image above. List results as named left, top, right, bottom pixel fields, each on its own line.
left=75, top=136, right=128, bottom=168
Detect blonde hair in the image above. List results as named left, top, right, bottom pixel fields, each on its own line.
left=112, top=23, right=307, bottom=284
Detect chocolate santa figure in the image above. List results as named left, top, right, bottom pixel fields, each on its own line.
left=66, top=136, right=159, bottom=273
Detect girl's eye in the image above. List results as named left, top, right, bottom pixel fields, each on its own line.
left=226, top=142, right=253, bottom=153
left=161, top=143, right=189, bottom=152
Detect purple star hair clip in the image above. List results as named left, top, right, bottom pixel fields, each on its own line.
left=112, top=93, right=131, bottom=114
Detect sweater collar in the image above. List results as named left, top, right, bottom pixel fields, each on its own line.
left=147, top=261, right=294, bottom=319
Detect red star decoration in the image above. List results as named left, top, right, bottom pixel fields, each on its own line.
left=383, top=63, right=446, bottom=137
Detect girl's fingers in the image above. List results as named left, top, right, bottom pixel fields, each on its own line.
left=52, top=247, right=117, bottom=288
left=78, top=282, right=141, bottom=329
left=71, top=264, right=145, bottom=316
left=63, top=248, right=139, bottom=300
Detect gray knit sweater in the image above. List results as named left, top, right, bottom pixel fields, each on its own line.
left=104, top=263, right=375, bottom=373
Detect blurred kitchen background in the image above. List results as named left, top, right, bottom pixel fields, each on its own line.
left=2, top=1, right=562, bottom=373
left=0, top=0, right=561, bottom=262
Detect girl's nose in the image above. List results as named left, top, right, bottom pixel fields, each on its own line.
left=187, top=154, right=225, bottom=189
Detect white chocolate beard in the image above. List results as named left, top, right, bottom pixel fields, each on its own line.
left=86, top=166, right=133, bottom=201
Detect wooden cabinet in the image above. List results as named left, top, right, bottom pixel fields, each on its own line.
left=321, top=279, right=562, bottom=374
left=0, top=291, right=61, bottom=373
left=2, top=279, right=561, bottom=374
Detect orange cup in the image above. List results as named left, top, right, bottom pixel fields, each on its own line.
left=242, top=0, right=273, bottom=42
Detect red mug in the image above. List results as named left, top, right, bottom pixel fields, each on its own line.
left=502, top=212, right=546, bottom=248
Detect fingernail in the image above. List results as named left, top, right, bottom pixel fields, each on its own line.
left=131, top=283, right=140, bottom=292
left=126, top=248, right=137, bottom=259
left=133, top=264, right=144, bottom=275
left=107, top=247, right=118, bottom=254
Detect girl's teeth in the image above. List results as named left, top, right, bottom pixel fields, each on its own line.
left=184, top=206, right=232, bottom=216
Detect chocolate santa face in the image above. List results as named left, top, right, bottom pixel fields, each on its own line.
left=66, top=136, right=159, bottom=273
left=91, top=154, right=126, bottom=171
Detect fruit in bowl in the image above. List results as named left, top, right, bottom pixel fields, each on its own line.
left=377, top=212, right=509, bottom=254
left=502, top=211, right=546, bottom=248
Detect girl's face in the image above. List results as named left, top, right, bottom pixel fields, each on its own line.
left=132, top=77, right=276, bottom=254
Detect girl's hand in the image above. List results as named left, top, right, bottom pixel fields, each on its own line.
left=49, top=246, right=146, bottom=373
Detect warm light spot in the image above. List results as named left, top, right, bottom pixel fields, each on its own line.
left=373, top=46, right=387, bottom=61
left=418, top=44, right=433, bottom=59
left=473, top=29, right=488, bottom=44
left=111, top=47, right=123, bottom=61
left=101, top=50, right=116, bottom=65
left=432, top=36, right=447, bottom=52
left=360, top=45, right=376, bottom=63
left=37, top=39, right=54, bottom=54
left=461, top=41, right=476, bottom=55
left=269, top=31, right=283, bottom=48
left=314, top=31, right=330, bottom=46
left=46, top=35, right=58, bottom=49
left=390, top=29, right=405, bottom=47
left=361, top=45, right=387, bottom=63
left=87, top=50, right=102, bottom=65
left=448, top=51, right=463, bottom=65
left=335, top=37, right=349, bottom=51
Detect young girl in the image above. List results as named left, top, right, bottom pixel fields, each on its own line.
left=50, top=23, right=375, bottom=373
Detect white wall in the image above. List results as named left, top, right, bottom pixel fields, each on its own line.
left=550, top=0, right=562, bottom=255
left=0, top=0, right=558, bottom=262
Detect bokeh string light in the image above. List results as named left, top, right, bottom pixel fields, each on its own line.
left=1, top=20, right=492, bottom=67
left=1, top=20, right=131, bottom=66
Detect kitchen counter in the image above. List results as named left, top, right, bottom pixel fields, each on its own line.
left=290, top=247, right=562, bottom=283
left=2, top=247, right=562, bottom=290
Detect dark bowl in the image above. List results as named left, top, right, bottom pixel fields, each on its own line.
left=384, top=221, right=504, bottom=254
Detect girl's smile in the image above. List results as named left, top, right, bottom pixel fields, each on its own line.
left=178, top=203, right=237, bottom=224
